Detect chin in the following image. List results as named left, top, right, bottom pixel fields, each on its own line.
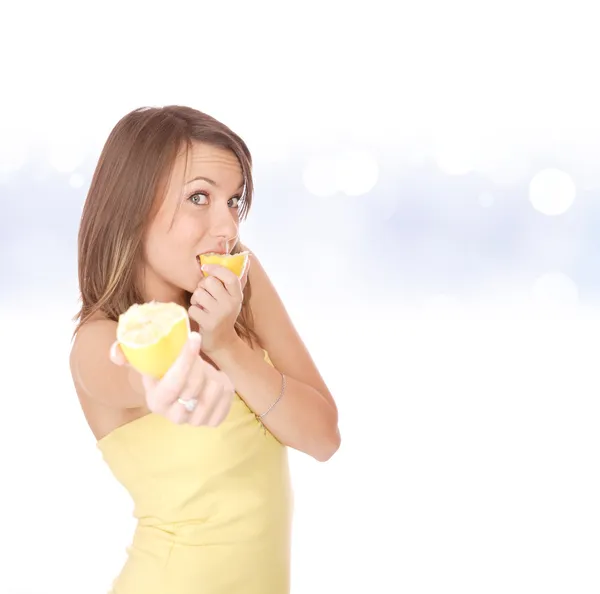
left=164, top=276, right=196, bottom=300
left=184, top=268, right=203, bottom=292
left=179, top=280, right=197, bottom=295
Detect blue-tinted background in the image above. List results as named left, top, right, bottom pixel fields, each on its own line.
left=2, top=1, right=600, bottom=593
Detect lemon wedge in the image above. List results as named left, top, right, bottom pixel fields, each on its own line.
left=117, top=301, right=190, bottom=378
left=198, top=251, right=249, bottom=278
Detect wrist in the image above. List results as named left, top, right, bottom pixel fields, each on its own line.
left=203, top=332, right=245, bottom=366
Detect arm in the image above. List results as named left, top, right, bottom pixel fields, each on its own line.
left=70, top=320, right=146, bottom=408
left=208, top=249, right=341, bottom=462
left=71, top=321, right=235, bottom=427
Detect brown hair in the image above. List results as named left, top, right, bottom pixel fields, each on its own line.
left=74, top=105, right=259, bottom=346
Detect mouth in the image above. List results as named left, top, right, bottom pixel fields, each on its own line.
left=197, top=249, right=228, bottom=266
left=200, top=247, right=229, bottom=256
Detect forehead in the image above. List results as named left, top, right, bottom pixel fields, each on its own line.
left=176, top=142, right=244, bottom=188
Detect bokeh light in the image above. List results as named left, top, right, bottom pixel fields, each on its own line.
left=529, top=168, right=576, bottom=216
left=0, top=127, right=28, bottom=184
left=531, top=271, right=579, bottom=310
left=336, top=150, right=379, bottom=197
left=4, top=3, right=600, bottom=592
left=302, top=150, right=379, bottom=198
left=433, top=128, right=478, bottom=176
left=47, top=138, right=87, bottom=174
left=478, top=191, right=495, bottom=208
left=68, top=173, right=86, bottom=189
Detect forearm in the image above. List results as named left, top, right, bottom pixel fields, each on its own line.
left=208, top=336, right=340, bottom=461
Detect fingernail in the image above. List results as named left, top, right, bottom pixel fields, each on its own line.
left=189, top=331, right=202, bottom=347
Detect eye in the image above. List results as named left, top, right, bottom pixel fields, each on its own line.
left=189, top=192, right=209, bottom=206
left=228, top=196, right=241, bottom=209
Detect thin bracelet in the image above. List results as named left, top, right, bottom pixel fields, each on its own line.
left=257, top=372, right=286, bottom=421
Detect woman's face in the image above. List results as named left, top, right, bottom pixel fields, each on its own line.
left=142, top=141, right=244, bottom=303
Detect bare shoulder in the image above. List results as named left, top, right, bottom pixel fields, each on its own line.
left=244, top=245, right=337, bottom=416
left=70, top=317, right=148, bottom=440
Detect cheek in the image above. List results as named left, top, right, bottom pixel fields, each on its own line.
left=144, top=217, right=175, bottom=265
left=144, top=216, right=205, bottom=272
left=174, top=215, right=209, bottom=249
left=148, top=212, right=200, bottom=248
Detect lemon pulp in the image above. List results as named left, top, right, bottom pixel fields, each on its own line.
left=117, top=301, right=190, bottom=379
left=198, top=251, right=249, bottom=278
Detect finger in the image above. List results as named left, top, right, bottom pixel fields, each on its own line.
left=187, top=380, right=219, bottom=427
left=200, top=275, right=229, bottom=301
left=110, top=341, right=128, bottom=366
left=161, top=357, right=209, bottom=423
left=148, top=331, right=202, bottom=410
left=202, top=366, right=234, bottom=425
left=201, top=264, right=242, bottom=299
left=191, top=286, right=217, bottom=312
left=173, top=358, right=223, bottom=426
left=141, top=372, right=159, bottom=394
left=188, top=304, right=210, bottom=329
left=205, top=373, right=235, bottom=426
left=173, top=355, right=208, bottom=404
left=166, top=396, right=193, bottom=424
left=188, top=373, right=230, bottom=427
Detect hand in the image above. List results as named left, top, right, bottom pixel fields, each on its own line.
left=188, top=259, right=250, bottom=355
left=110, top=332, right=235, bottom=427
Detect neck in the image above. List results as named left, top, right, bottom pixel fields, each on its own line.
left=140, top=268, right=188, bottom=308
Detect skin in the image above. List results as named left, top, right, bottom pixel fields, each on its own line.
left=70, top=142, right=340, bottom=462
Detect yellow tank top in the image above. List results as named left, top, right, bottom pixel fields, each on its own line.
left=97, top=351, right=293, bottom=594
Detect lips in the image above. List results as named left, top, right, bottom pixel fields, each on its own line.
left=200, top=247, right=228, bottom=256
left=197, top=249, right=227, bottom=266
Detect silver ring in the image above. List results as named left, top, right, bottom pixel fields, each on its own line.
left=177, top=397, right=198, bottom=412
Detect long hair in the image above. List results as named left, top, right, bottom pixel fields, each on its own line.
left=74, top=105, right=259, bottom=346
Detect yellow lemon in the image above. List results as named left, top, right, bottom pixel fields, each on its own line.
left=117, top=301, right=190, bottom=379
left=199, top=251, right=249, bottom=278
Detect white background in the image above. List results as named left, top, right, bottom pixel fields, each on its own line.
left=2, top=0, right=600, bottom=592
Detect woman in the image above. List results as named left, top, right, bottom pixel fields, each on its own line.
left=69, top=105, right=341, bottom=593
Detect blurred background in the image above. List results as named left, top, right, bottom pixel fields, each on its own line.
left=2, top=0, right=600, bottom=592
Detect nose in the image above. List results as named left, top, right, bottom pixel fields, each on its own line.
left=209, top=201, right=238, bottom=247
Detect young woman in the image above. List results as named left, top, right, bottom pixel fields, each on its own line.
left=69, top=105, right=340, bottom=593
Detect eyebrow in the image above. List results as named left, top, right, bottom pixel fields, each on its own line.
left=185, top=176, right=217, bottom=186
left=185, top=175, right=244, bottom=191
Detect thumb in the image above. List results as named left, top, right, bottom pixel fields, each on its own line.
left=109, top=341, right=129, bottom=366
left=142, top=331, right=202, bottom=396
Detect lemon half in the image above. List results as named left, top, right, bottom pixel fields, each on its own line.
left=198, top=251, right=249, bottom=278
left=117, top=301, right=190, bottom=379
